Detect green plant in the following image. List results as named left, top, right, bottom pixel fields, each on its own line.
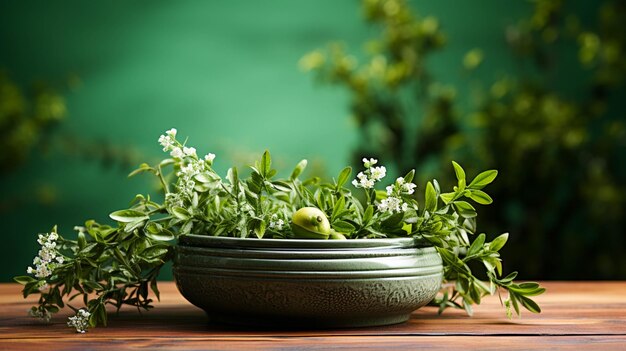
left=15, top=129, right=544, bottom=333
left=301, top=0, right=626, bottom=279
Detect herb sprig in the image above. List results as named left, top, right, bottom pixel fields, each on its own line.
left=15, top=129, right=544, bottom=332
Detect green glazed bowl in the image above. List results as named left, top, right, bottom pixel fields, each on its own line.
left=173, top=234, right=443, bottom=328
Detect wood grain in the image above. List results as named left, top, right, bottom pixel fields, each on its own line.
left=1, top=282, right=625, bottom=350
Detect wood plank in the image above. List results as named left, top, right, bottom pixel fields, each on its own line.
left=1, top=281, right=625, bottom=348
left=1, top=336, right=626, bottom=351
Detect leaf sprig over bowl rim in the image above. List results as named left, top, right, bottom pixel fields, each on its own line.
left=14, top=128, right=545, bottom=332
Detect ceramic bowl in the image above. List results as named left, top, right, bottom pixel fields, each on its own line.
left=173, top=234, right=442, bottom=328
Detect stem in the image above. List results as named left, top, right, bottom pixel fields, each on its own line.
left=156, top=164, right=170, bottom=194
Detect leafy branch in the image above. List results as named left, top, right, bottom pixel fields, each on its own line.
left=413, top=162, right=545, bottom=317
left=15, top=130, right=543, bottom=332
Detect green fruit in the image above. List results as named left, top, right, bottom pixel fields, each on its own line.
left=329, top=229, right=347, bottom=240
left=291, top=207, right=330, bottom=239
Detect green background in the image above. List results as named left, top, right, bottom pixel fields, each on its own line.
left=1, top=0, right=528, bottom=281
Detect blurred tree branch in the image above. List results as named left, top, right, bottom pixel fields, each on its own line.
left=302, top=0, right=626, bottom=279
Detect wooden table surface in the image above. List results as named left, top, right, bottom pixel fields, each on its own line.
left=1, top=281, right=625, bottom=350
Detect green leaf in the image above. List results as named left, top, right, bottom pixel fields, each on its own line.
left=194, top=173, right=218, bottom=184
left=468, top=170, right=498, bottom=190
left=500, top=271, right=518, bottom=283
left=128, top=163, right=154, bottom=178
left=228, top=167, right=242, bottom=197
left=332, top=196, right=346, bottom=221
left=145, top=229, right=175, bottom=242
left=382, top=212, right=403, bottom=228
left=82, top=281, right=104, bottom=291
left=254, top=220, right=266, bottom=239
left=109, top=210, right=149, bottom=223
left=333, top=221, right=356, bottom=233
left=467, top=233, right=486, bottom=257
left=463, top=301, right=474, bottom=316
left=518, top=295, right=542, bottom=313
left=510, top=282, right=546, bottom=296
left=159, top=158, right=175, bottom=168
left=150, top=279, right=161, bottom=301
left=180, top=220, right=193, bottom=234
left=510, top=293, right=520, bottom=315
left=463, top=218, right=477, bottom=234
left=302, top=176, right=320, bottom=186
left=432, top=179, right=440, bottom=195
left=271, top=180, right=292, bottom=192
left=260, top=150, right=271, bottom=178
left=467, top=190, right=493, bottom=205
left=142, top=246, right=170, bottom=260
left=424, top=181, right=437, bottom=213
left=453, top=201, right=477, bottom=218
left=125, top=220, right=146, bottom=233
left=78, top=232, right=86, bottom=250
left=336, top=167, right=352, bottom=189
left=440, top=192, right=455, bottom=204
left=290, top=159, right=308, bottom=180
left=452, top=161, right=466, bottom=188
left=489, top=233, right=509, bottom=252
left=363, top=205, right=374, bottom=226
left=403, top=169, right=415, bottom=184
left=171, top=207, right=191, bottom=220
left=13, top=276, right=36, bottom=285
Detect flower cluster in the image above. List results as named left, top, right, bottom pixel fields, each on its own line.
left=158, top=128, right=177, bottom=152
left=26, top=230, right=64, bottom=291
left=67, top=309, right=91, bottom=333
left=352, top=158, right=387, bottom=189
left=377, top=177, right=418, bottom=214
left=377, top=196, right=407, bottom=213
left=268, top=214, right=285, bottom=230
left=385, top=177, right=417, bottom=196
left=158, top=128, right=216, bottom=163
left=28, top=306, right=52, bottom=322
left=160, top=128, right=218, bottom=210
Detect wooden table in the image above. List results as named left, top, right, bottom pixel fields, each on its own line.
left=1, top=282, right=625, bottom=350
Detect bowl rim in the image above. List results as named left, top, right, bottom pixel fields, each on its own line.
left=178, top=233, right=432, bottom=249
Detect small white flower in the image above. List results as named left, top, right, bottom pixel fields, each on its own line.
left=362, top=157, right=378, bottom=168
left=38, top=283, right=49, bottom=292
left=386, top=185, right=394, bottom=196
left=67, top=309, right=91, bottom=333
left=28, top=231, right=60, bottom=280
left=170, top=147, right=184, bottom=159
left=377, top=196, right=406, bottom=214
left=401, top=182, right=417, bottom=195
left=29, top=307, right=52, bottom=322
left=269, top=214, right=285, bottom=231
left=396, top=177, right=405, bottom=185
left=166, top=128, right=177, bottom=137
left=369, top=166, right=386, bottom=181
left=183, top=146, right=196, bottom=156
left=353, top=170, right=376, bottom=189
left=360, top=178, right=375, bottom=189
left=204, top=153, right=216, bottom=163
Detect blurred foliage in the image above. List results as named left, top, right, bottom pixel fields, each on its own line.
left=302, top=0, right=626, bottom=279
left=0, top=71, right=66, bottom=172
left=0, top=72, right=143, bottom=211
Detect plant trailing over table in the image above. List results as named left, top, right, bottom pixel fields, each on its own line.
left=15, top=129, right=544, bottom=333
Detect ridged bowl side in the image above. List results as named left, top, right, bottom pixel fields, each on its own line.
left=173, top=234, right=443, bottom=328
